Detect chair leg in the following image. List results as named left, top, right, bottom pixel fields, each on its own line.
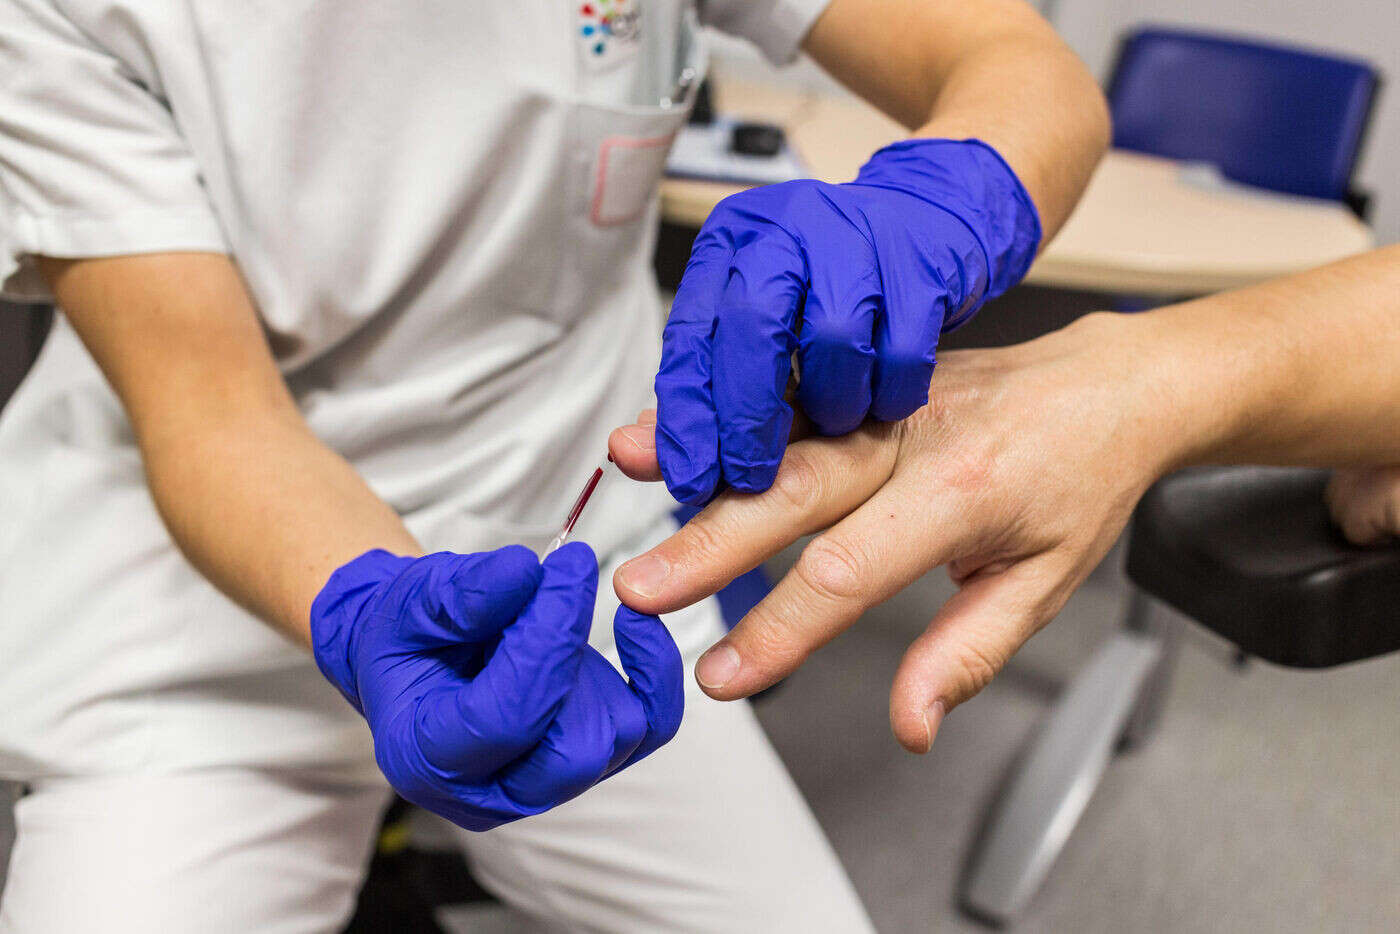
left=959, top=590, right=1163, bottom=925
left=0, top=782, right=21, bottom=902
left=1118, top=592, right=1184, bottom=752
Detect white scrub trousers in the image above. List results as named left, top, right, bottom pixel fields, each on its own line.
left=0, top=543, right=874, bottom=934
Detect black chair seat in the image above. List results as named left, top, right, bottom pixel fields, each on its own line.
left=1126, top=466, right=1400, bottom=668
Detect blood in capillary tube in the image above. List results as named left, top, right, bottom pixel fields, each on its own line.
left=561, top=466, right=605, bottom=539
left=545, top=454, right=617, bottom=555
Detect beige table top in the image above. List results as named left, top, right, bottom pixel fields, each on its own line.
left=661, top=80, right=1375, bottom=296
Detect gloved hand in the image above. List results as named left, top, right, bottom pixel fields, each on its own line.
left=655, top=138, right=1041, bottom=505
left=311, top=542, right=682, bottom=831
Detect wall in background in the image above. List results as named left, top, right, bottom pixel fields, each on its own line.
left=1052, top=0, right=1400, bottom=244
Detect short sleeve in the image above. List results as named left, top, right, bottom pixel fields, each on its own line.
left=696, top=0, right=832, bottom=66
left=0, top=0, right=227, bottom=302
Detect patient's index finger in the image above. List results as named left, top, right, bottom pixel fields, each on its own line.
left=692, top=472, right=981, bottom=702
left=613, top=429, right=896, bottom=616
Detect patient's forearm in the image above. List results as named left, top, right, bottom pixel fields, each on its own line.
left=1130, top=244, right=1400, bottom=473
left=41, top=254, right=420, bottom=646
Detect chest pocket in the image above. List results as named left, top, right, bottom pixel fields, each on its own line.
left=551, top=1, right=706, bottom=322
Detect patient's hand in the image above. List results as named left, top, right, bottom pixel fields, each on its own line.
left=609, top=313, right=1175, bottom=753
left=1325, top=467, right=1400, bottom=545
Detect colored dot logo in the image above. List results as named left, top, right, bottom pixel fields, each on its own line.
left=579, top=0, right=638, bottom=57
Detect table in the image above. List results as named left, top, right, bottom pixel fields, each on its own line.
left=661, top=80, right=1374, bottom=297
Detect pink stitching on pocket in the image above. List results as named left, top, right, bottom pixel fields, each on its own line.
left=591, top=132, right=677, bottom=227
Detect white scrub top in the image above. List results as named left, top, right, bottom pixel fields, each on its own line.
left=0, top=0, right=829, bottom=780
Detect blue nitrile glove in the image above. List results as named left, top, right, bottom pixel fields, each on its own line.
left=655, top=138, right=1041, bottom=505
left=310, top=542, right=683, bottom=831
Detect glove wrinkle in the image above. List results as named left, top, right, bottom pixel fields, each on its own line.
left=310, top=542, right=683, bottom=831
left=656, top=137, right=1041, bottom=500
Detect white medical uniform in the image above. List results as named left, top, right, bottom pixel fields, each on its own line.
left=0, top=0, right=874, bottom=930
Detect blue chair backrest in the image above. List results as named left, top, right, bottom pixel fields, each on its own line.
left=1108, top=27, right=1379, bottom=202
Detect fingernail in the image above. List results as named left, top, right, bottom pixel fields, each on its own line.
left=617, top=554, right=670, bottom=598
left=696, top=644, right=740, bottom=690
left=617, top=425, right=655, bottom=452
left=921, top=700, right=946, bottom=754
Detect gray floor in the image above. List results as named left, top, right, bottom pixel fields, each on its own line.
left=752, top=538, right=1400, bottom=933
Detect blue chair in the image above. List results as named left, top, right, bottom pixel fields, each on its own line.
left=960, top=28, right=1385, bottom=924
left=1109, top=27, right=1379, bottom=211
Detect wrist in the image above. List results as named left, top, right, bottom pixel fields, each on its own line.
left=1091, top=306, right=1256, bottom=479
left=310, top=548, right=415, bottom=712
left=854, top=138, right=1042, bottom=306
left=1047, top=311, right=1215, bottom=491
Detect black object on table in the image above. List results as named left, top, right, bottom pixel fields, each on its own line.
left=687, top=78, right=714, bottom=126
left=729, top=122, right=785, bottom=157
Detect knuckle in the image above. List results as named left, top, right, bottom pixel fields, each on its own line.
left=795, top=534, right=868, bottom=602
left=374, top=728, right=427, bottom=797
left=687, top=227, right=731, bottom=259
left=803, top=314, right=866, bottom=350
left=879, top=340, right=934, bottom=377
left=653, top=710, right=683, bottom=745
left=487, top=710, right=529, bottom=746
left=727, top=457, right=782, bottom=495
left=611, top=709, right=648, bottom=753
left=770, top=447, right=825, bottom=513
left=712, top=188, right=754, bottom=216
left=486, top=693, right=552, bottom=744
left=873, top=399, right=923, bottom=424
left=736, top=607, right=810, bottom=674
left=568, top=749, right=610, bottom=789
left=949, top=640, right=1006, bottom=701
left=676, top=515, right=729, bottom=567
left=897, top=339, right=934, bottom=368
left=930, top=446, right=994, bottom=495
left=614, top=726, right=646, bottom=759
